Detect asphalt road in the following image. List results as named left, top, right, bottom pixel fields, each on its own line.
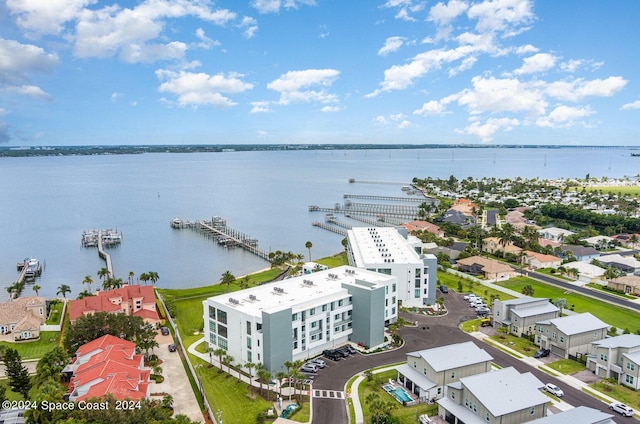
left=310, top=290, right=637, bottom=424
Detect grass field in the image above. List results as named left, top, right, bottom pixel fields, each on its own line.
left=590, top=380, right=640, bottom=413
left=545, top=359, right=586, bottom=375
left=190, top=355, right=273, bottom=424
left=497, top=279, right=640, bottom=331
left=0, top=331, right=60, bottom=360
left=489, top=333, right=539, bottom=356
left=45, top=301, right=64, bottom=325
left=582, top=185, right=640, bottom=196
left=437, top=271, right=516, bottom=302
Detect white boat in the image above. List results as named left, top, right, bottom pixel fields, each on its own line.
left=24, top=258, right=41, bottom=280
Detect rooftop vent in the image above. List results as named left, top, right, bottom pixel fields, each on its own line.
left=229, top=298, right=240, bottom=305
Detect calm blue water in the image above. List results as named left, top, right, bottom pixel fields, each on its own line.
left=0, top=147, right=637, bottom=298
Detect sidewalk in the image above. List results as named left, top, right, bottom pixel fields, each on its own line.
left=349, top=365, right=400, bottom=424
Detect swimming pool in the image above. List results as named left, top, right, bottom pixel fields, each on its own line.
left=382, top=384, right=412, bottom=404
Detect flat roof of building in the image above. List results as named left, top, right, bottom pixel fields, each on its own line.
left=348, top=227, right=422, bottom=266
left=205, top=265, right=396, bottom=317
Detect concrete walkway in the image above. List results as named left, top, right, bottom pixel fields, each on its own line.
left=349, top=365, right=401, bottom=424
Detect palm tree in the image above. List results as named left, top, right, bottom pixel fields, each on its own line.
left=257, top=368, right=273, bottom=399
left=147, top=271, right=159, bottom=286
left=630, top=234, right=639, bottom=251
left=283, top=360, right=294, bottom=400
left=97, top=267, right=110, bottom=283
left=128, top=271, right=135, bottom=285
left=82, top=275, right=93, bottom=293
left=555, top=298, right=568, bottom=315
left=220, top=271, right=235, bottom=292
left=244, top=362, right=256, bottom=381
left=57, top=284, right=71, bottom=300
left=139, top=272, right=150, bottom=286
left=521, top=285, right=535, bottom=296
left=212, top=348, right=226, bottom=371
left=275, top=371, right=287, bottom=397
left=239, top=275, right=251, bottom=289
left=77, top=290, right=93, bottom=299
left=305, top=241, right=313, bottom=261
left=32, top=284, right=41, bottom=297
left=222, top=354, right=234, bottom=375
left=498, top=223, right=515, bottom=258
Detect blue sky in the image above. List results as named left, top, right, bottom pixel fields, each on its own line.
left=1, top=0, right=639, bottom=146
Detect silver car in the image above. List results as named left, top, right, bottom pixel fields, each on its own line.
left=609, top=402, right=634, bottom=417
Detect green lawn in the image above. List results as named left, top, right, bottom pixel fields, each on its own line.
left=0, top=331, right=60, bottom=360
left=590, top=380, right=640, bottom=414
left=316, top=252, right=348, bottom=268
left=437, top=271, right=516, bottom=304
left=358, top=370, right=437, bottom=424
left=497, top=279, right=640, bottom=332
left=489, top=333, right=539, bottom=357
left=45, top=301, right=64, bottom=325
left=191, top=355, right=274, bottom=424
left=583, top=185, right=640, bottom=196
left=535, top=268, right=574, bottom=282
left=545, top=359, right=586, bottom=375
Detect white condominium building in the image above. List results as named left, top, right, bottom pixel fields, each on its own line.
left=347, top=226, right=438, bottom=308
left=202, top=265, right=398, bottom=373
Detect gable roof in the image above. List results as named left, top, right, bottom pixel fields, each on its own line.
left=522, top=250, right=560, bottom=264
left=459, top=367, right=547, bottom=416
left=0, top=296, right=46, bottom=326
left=562, top=245, right=600, bottom=257
left=600, top=254, right=640, bottom=268
left=407, top=341, right=493, bottom=371
left=456, top=256, right=514, bottom=274
left=528, top=406, right=615, bottom=424
left=592, top=334, right=640, bottom=349
left=542, top=312, right=608, bottom=335
left=75, top=334, right=136, bottom=358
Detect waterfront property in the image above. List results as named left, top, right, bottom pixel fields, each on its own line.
left=535, top=312, right=609, bottom=359
left=599, top=254, right=640, bottom=275
left=0, top=296, right=46, bottom=340
left=437, top=367, right=548, bottom=424
left=537, top=227, right=575, bottom=242
left=492, top=297, right=559, bottom=337
left=396, top=341, right=493, bottom=403
left=587, top=334, right=640, bottom=389
left=64, top=334, right=150, bottom=402
left=456, top=256, right=516, bottom=281
left=202, top=265, right=398, bottom=373
left=69, top=285, right=160, bottom=326
left=346, top=226, right=437, bottom=308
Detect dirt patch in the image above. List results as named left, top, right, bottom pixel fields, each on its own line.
left=571, top=369, right=601, bottom=384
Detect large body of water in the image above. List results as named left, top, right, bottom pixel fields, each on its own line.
left=0, top=147, right=637, bottom=298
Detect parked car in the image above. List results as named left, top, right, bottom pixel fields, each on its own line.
left=476, top=306, right=491, bottom=315
left=160, top=327, right=170, bottom=336
left=544, top=383, right=564, bottom=397
left=533, top=348, right=550, bottom=358
left=480, top=318, right=491, bottom=327
left=168, top=343, right=177, bottom=352
left=323, top=349, right=341, bottom=361
left=343, top=345, right=357, bottom=355
left=463, top=293, right=477, bottom=301
left=439, top=285, right=449, bottom=293
left=300, top=363, right=318, bottom=373
left=609, top=402, right=634, bottom=417
left=335, top=347, right=351, bottom=358
left=310, top=358, right=326, bottom=368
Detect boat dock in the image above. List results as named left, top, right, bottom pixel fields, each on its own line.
left=97, top=230, right=114, bottom=276
left=312, top=221, right=347, bottom=236
left=348, top=179, right=409, bottom=185
left=16, top=258, right=43, bottom=283
left=82, top=229, right=122, bottom=247
left=172, top=216, right=270, bottom=262
left=343, top=193, right=427, bottom=202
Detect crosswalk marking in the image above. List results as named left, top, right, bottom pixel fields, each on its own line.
left=313, top=389, right=345, bottom=399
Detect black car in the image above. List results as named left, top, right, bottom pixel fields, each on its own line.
left=168, top=343, right=177, bottom=352
left=160, top=327, right=170, bottom=336
left=323, top=349, right=343, bottom=361
left=439, top=285, right=449, bottom=293
left=533, top=348, right=550, bottom=358
left=335, top=347, right=351, bottom=358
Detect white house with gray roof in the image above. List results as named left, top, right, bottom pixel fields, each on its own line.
left=529, top=406, right=615, bottom=424
left=492, top=297, right=559, bottom=337
left=587, top=334, right=640, bottom=390
left=396, top=341, right=493, bottom=402
left=538, top=227, right=575, bottom=242
left=599, top=253, right=640, bottom=275
left=535, top=312, right=609, bottom=359
left=437, top=367, right=548, bottom=424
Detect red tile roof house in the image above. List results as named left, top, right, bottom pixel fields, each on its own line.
left=401, top=220, right=446, bottom=238
left=65, top=335, right=151, bottom=402
left=69, top=285, right=160, bottom=326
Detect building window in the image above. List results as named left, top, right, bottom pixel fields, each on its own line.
left=392, top=296, right=396, bottom=303
left=246, top=321, right=252, bottom=335
left=552, top=332, right=557, bottom=339
left=392, top=307, right=396, bottom=315
left=413, top=361, right=416, bottom=368
left=247, top=351, right=252, bottom=362
left=560, top=336, right=564, bottom=343
left=530, top=407, right=535, bottom=415
left=293, top=341, right=298, bottom=349
left=322, top=304, right=327, bottom=312
left=626, top=375, right=635, bottom=384
left=217, top=336, right=228, bottom=350
left=218, top=325, right=228, bottom=338
left=415, top=289, right=420, bottom=298
left=627, top=362, right=636, bottom=371
left=451, top=371, right=455, bottom=378
left=451, top=391, right=455, bottom=399
left=209, top=333, right=216, bottom=345
left=292, top=313, right=298, bottom=321
left=486, top=412, right=490, bottom=421
left=594, top=331, right=599, bottom=339
left=310, top=308, right=316, bottom=315
left=247, top=337, right=252, bottom=349
left=601, top=354, right=608, bottom=362
left=257, top=323, right=262, bottom=331
left=209, top=320, right=217, bottom=333
left=217, top=309, right=227, bottom=325
left=209, top=306, right=216, bottom=319
left=338, top=299, right=344, bottom=307
left=385, top=286, right=389, bottom=294
left=392, top=283, right=396, bottom=292
left=423, top=368, right=426, bottom=375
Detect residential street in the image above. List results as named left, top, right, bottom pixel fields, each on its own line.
left=310, top=290, right=638, bottom=424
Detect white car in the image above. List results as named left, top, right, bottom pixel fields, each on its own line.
left=310, top=358, right=326, bottom=368
left=463, top=294, right=477, bottom=301
left=544, top=383, right=564, bottom=397
left=609, top=402, right=634, bottom=417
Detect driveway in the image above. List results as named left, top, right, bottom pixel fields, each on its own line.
left=154, top=333, right=204, bottom=423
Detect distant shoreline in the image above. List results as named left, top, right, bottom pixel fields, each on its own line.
left=0, top=143, right=636, bottom=158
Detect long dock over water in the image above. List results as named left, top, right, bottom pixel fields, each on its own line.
left=97, top=230, right=114, bottom=276
left=343, top=193, right=427, bottom=203
left=172, top=217, right=271, bottom=262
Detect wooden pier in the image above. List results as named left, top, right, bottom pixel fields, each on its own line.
left=343, top=193, right=427, bottom=202
left=97, top=230, right=114, bottom=277
left=348, top=179, right=409, bottom=185
left=173, top=217, right=270, bottom=262
left=312, top=222, right=347, bottom=236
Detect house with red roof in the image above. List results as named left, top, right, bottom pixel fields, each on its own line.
left=69, top=285, right=160, bottom=326
left=401, top=220, right=446, bottom=238
left=65, top=335, right=150, bottom=402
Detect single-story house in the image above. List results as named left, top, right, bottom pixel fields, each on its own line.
left=492, top=297, right=559, bottom=337
left=401, top=220, right=445, bottom=238
left=586, top=334, right=640, bottom=390
left=535, top=312, right=609, bottom=359
left=437, top=367, right=548, bottom=424
left=436, top=209, right=477, bottom=229
left=538, top=227, right=575, bottom=242
left=397, top=342, right=493, bottom=402
left=581, top=235, right=616, bottom=250
left=599, top=254, right=640, bottom=275
left=456, top=256, right=517, bottom=281
left=561, top=245, right=601, bottom=261
left=608, top=275, right=640, bottom=296
left=563, top=261, right=606, bottom=285
left=521, top=250, right=562, bottom=270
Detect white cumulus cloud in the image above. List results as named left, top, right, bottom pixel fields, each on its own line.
left=621, top=100, right=640, bottom=110
left=514, top=52, right=557, bottom=75
left=267, top=69, right=340, bottom=105
left=0, top=38, right=58, bottom=99
left=458, top=117, right=520, bottom=142
left=536, top=105, right=594, bottom=128
left=378, top=36, right=406, bottom=56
